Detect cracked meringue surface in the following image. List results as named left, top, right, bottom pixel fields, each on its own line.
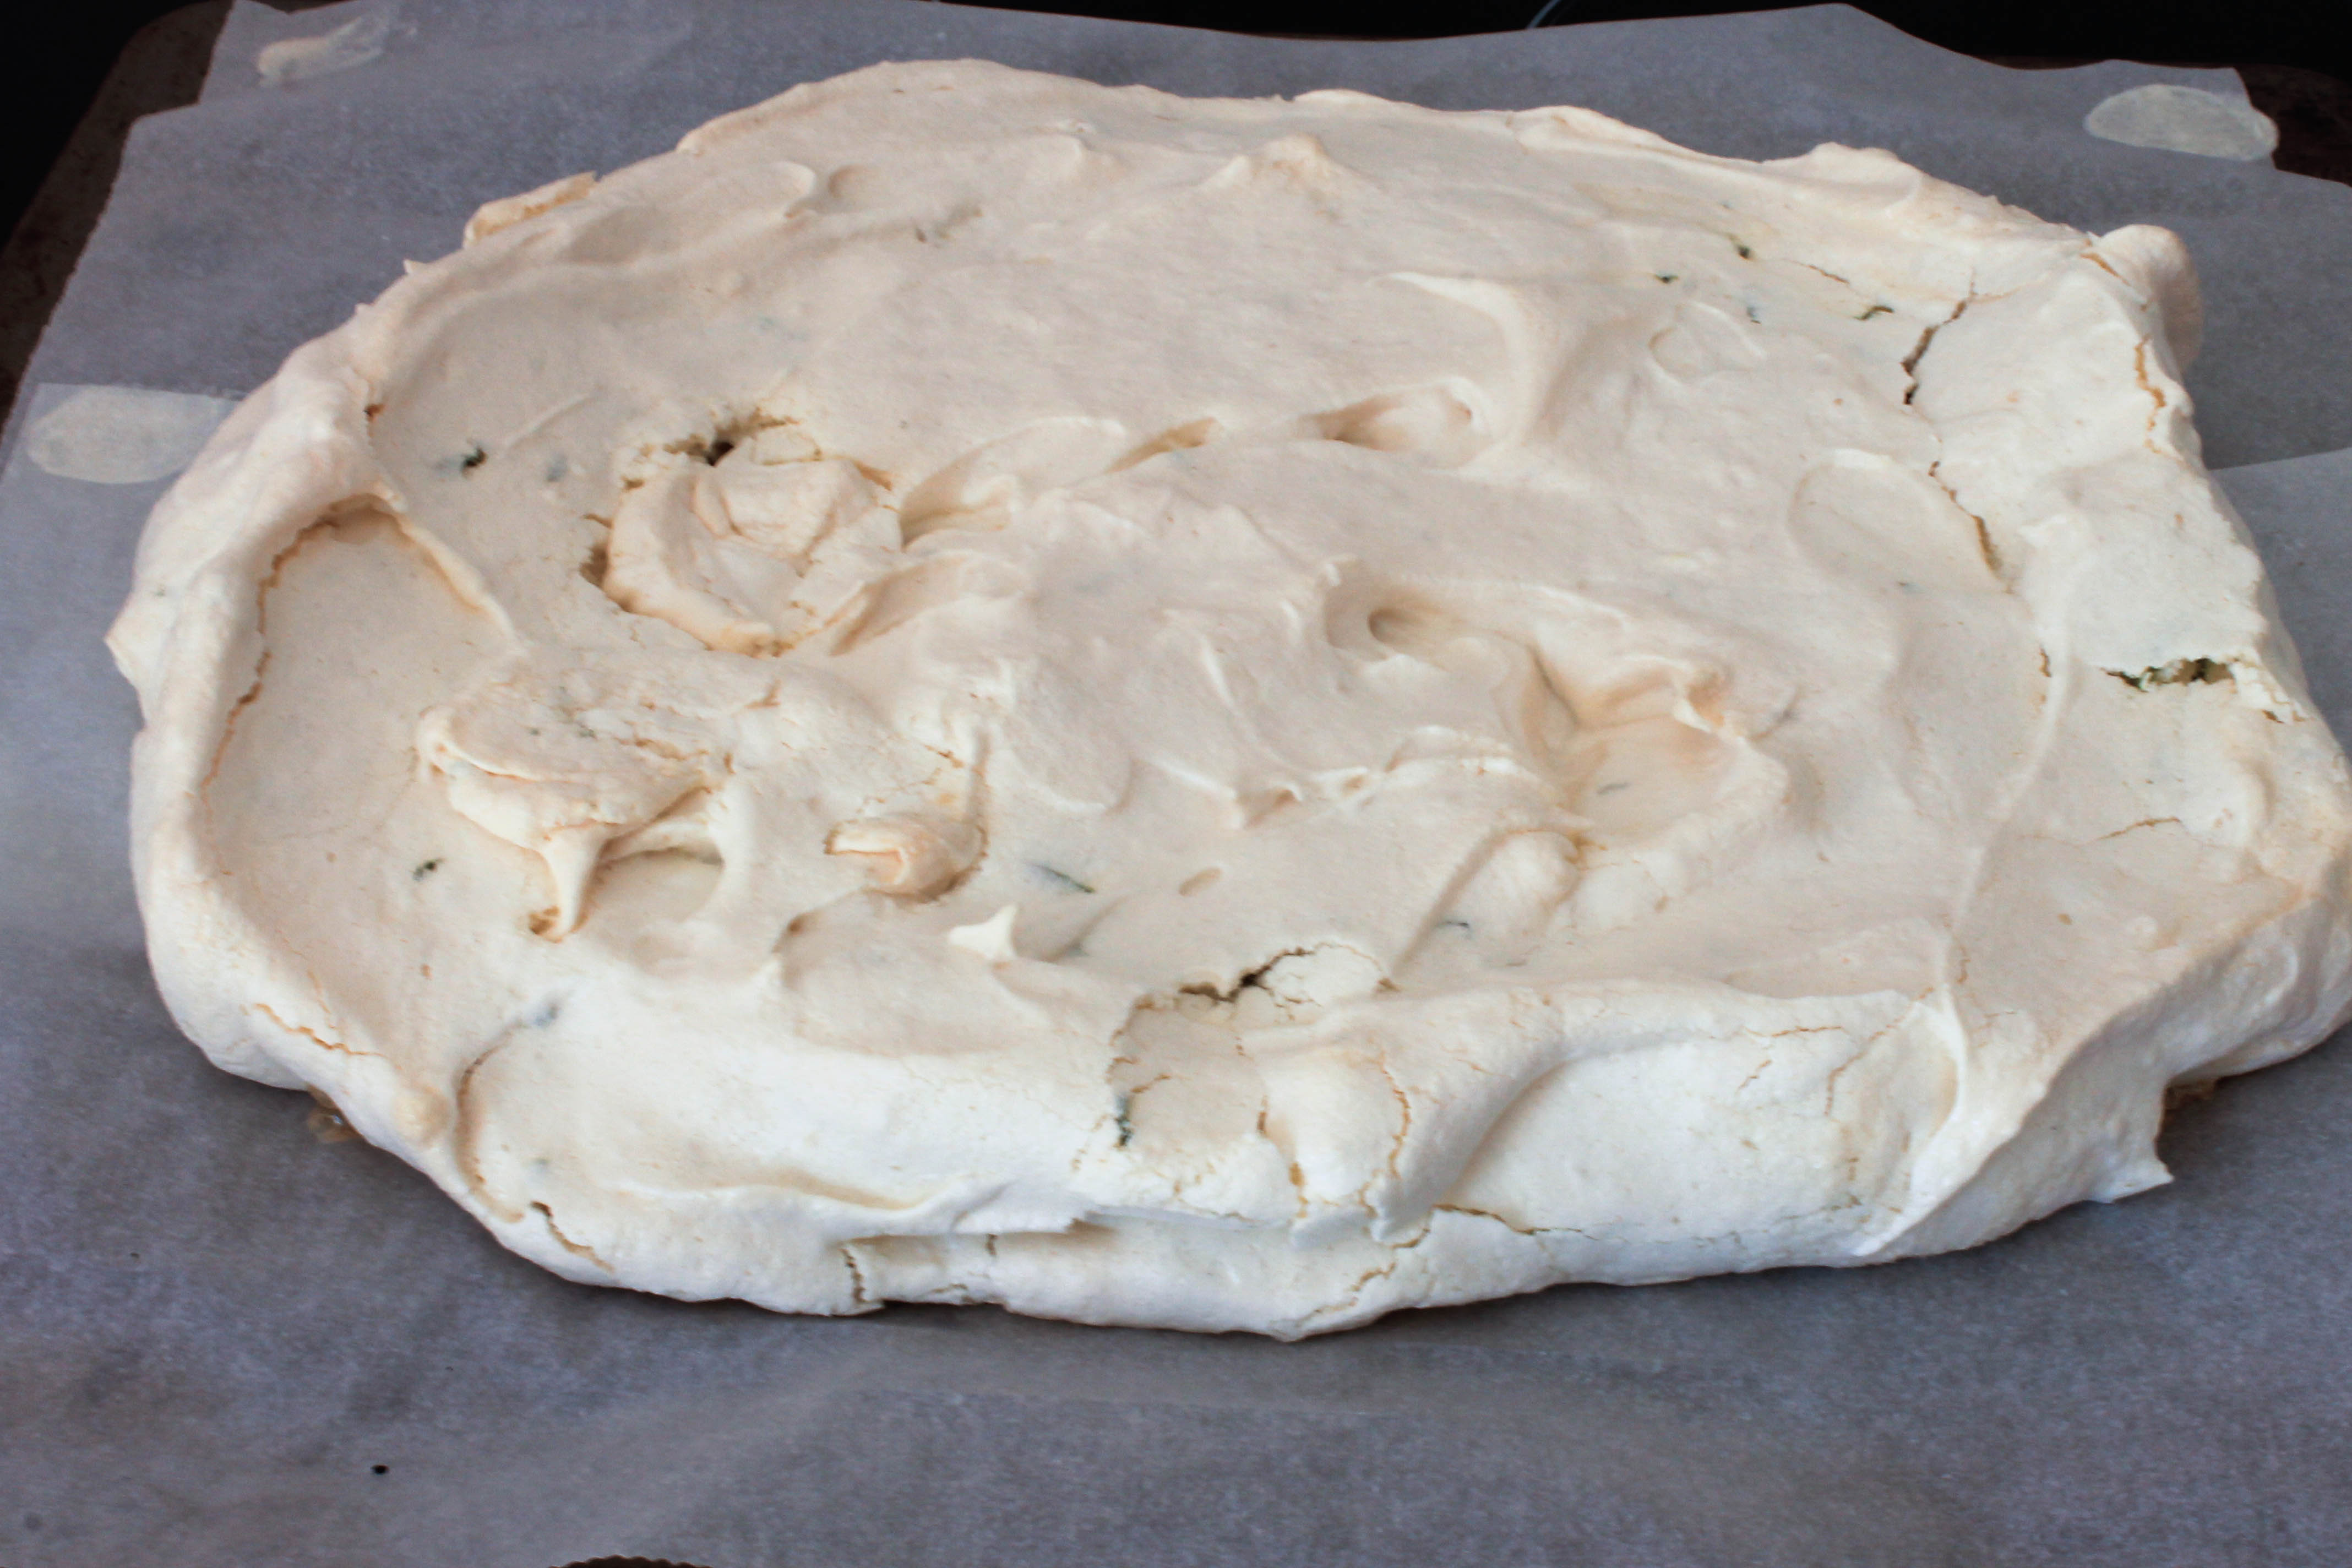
left=109, top=60, right=2352, bottom=1336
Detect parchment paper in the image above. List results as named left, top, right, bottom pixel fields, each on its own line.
left=7, top=5, right=2352, bottom=1565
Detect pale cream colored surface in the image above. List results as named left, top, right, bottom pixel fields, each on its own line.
left=2086, top=84, right=2279, bottom=162
left=108, top=61, right=2352, bottom=1336
left=255, top=10, right=394, bottom=89
left=29, top=386, right=233, bottom=484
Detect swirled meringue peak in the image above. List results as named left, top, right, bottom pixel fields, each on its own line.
left=110, top=61, right=2352, bottom=1336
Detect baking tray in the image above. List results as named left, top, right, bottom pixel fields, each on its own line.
left=7, top=3, right=2352, bottom=1563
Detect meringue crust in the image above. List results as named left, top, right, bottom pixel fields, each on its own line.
left=110, top=62, right=2352, bottom=1336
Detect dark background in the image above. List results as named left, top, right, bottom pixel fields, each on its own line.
left=5, top=0, right=2349, bottom=430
